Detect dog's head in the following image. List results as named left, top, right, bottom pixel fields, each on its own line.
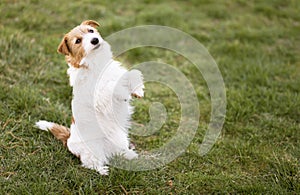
left=57, top=20, right=102, bottom=68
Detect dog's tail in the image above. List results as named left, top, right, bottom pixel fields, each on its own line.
left=35, top=120, right=70, bottom=146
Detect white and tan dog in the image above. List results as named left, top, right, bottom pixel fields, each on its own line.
left=36, top=20, right=144, bottom=175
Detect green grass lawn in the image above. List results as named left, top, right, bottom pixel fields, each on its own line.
left=1, top=0, right=299, bottom=194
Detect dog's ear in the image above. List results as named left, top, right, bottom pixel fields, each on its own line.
left=57, top=36, right=70, bottom=55
left=81, top=20, right=100, bottom=28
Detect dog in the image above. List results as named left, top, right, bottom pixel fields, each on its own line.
left=35, top=20, right=144, bottom=175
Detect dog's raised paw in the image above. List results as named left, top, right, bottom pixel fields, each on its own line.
left=131, top=85, right=144, bottom=98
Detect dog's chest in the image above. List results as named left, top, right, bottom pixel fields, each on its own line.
left=67, top=66, right=92, bottom=87
left=67, top=66, right=80, bottom=87
left=69, top=61, right=130, bottom=110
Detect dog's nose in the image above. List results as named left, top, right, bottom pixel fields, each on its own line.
left=91, top=38, right=99, bottom=45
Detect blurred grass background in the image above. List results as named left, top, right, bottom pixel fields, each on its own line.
left=0, top=0, right=299, bottom=194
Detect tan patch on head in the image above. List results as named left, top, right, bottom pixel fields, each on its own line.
left=57, top=21, right=100, bottom=68
left=58, top=26, right=86, bottom=68
left=81, top=20, right=100, bottom=28
left=57, top=37, right=70, bottom=55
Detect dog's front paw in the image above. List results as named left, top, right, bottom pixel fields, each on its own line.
left=127, top=70, right=144, bottom=98
left=131, top=85, right=144, bottom=98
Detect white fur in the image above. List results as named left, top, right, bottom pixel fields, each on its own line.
left=35, top=120, right=54, bottom=131
left=66, top=29, right=144, bottom=175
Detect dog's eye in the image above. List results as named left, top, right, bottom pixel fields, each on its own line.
left=75, top=38, right=81, bottom=44
left=88, top=29, right=94, bottom=33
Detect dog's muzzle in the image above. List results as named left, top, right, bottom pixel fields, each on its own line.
left=91, top=38, right=101, bottom=50
left=93, top=44, right=101, bottom=50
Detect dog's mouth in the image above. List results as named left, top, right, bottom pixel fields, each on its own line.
left=93, top=44, right=101, bottom=50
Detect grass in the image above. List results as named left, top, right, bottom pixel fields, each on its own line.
left=1, top=0, right=299, bottom=193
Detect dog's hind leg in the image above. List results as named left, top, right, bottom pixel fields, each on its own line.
left=80, top=150, right=110, bottom=175
left=123, top=148, right=138, bottom=160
